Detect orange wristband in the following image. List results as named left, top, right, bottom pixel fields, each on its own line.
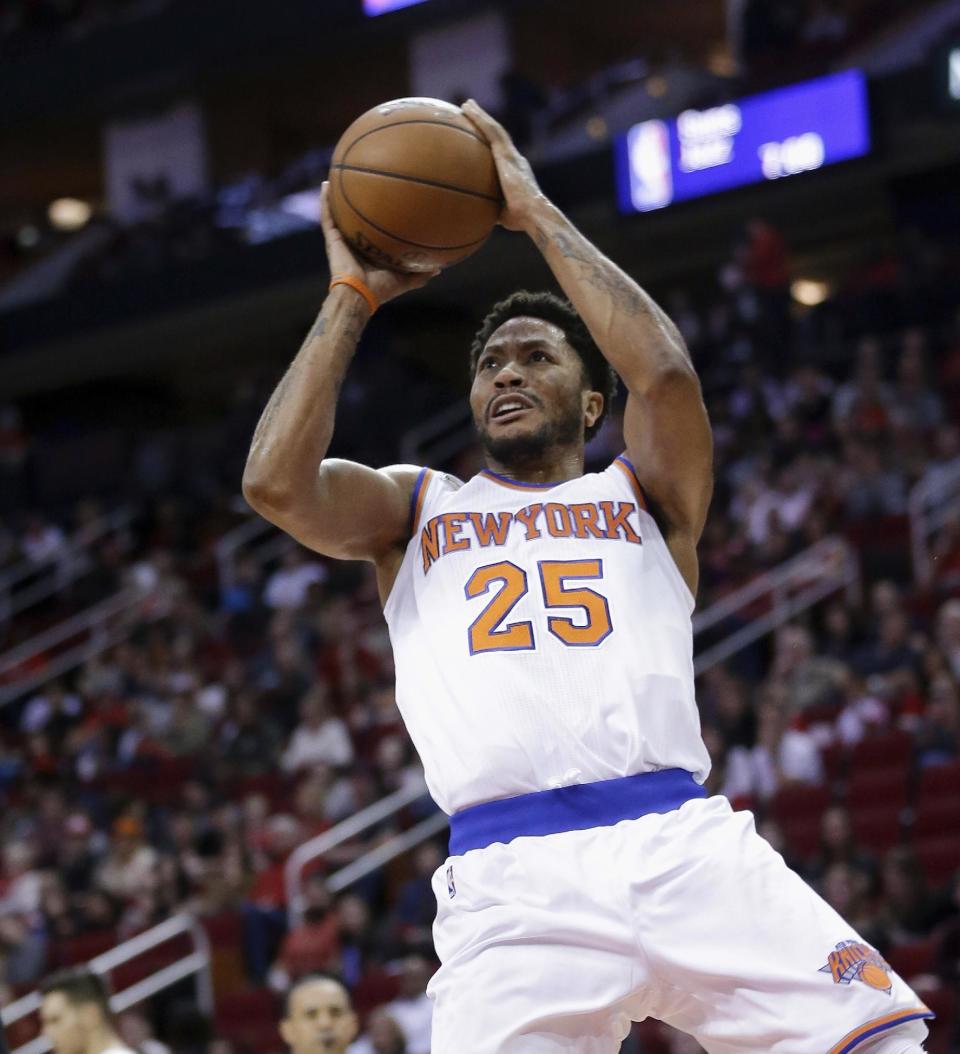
left=329, top=274, right=378, bottom=315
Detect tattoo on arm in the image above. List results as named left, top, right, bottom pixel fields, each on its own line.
left=552, top=229, right=647, bottom=318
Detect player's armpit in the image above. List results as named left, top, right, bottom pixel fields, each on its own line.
left=244, top=458, right=422, bottom=563
left=623, top=367, right=714, bottom=545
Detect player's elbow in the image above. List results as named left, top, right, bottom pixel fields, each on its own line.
left=242, top=470, right=293, bottom=518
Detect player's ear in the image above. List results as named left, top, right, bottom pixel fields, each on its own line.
left=583, top=389, right=604, bottom=431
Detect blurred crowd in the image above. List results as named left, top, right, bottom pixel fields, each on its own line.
left=0, top=218, right=959, bottom=1054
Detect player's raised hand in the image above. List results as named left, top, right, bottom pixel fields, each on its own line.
left=319, top=182, right=439, bottom=307
left=461, top=99, right=546, bottom=233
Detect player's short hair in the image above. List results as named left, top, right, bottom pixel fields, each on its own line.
left=282, top=972, right=352, bottom=1019
left=470, top=291, right=618, bottom=442
left=39, top=968, right=112, bottom=1017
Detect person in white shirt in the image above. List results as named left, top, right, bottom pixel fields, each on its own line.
left=265, top=547, right=328, bottom=610
left=383, top=957, right=432, bottom=1054
left=39, top=968, right=136, bottom=1054
left=281, top=686, right=354, bottom=773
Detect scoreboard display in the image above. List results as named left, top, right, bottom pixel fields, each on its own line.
left=615, top=69, right=871, bottom=213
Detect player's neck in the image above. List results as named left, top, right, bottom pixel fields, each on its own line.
left=483, top=447, right=585, bottom=485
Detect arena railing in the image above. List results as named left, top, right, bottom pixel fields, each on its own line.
left=908, top=459, right=960, bottom=586
left=0, top=586, right=159, bottom=709
left=0, top=506, right=135, bottom=625
left=0, top=914, right=213, bottom=1054
left=286, top=535, right=860, bottom=915
left=214, top=508, right=294, bottom=593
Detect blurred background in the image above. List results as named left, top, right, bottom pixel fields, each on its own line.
left=1, top=0, right=959, bottom=1051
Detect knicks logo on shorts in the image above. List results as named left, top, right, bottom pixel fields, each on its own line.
left=819, top=940, right=893, bottom=994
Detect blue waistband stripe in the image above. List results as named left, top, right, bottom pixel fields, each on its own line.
left=449, top=768, right=707, bottom=855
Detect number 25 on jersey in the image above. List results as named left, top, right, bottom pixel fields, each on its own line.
left=464, top=559, right=612, bottom=654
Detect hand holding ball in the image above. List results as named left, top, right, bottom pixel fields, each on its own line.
left=328, top=98, right=502, bottom=274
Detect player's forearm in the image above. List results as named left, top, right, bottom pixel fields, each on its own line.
left=525, top=198, right=694, bottom=394
left=242, top=287, right=370, bottom=509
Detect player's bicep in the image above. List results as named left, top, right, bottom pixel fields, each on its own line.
left=249, top=458, right=420, bottom=562
left=623, top=367, right=714, bottom=542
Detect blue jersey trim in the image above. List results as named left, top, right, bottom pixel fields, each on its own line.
left=479, top=468, right=560, bottom=489
left=449, top=769, right=706, bottom=855
left=831, top=1010, right=935, bottom=1054
left=408, top=466, right=431, bottom=536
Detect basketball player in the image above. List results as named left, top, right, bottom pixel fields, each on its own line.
left=242, top=100, right=932, bottom=1053
left=39, top=969, right=137, bottom=1054
left=279, top=973, right=358, bottom=1054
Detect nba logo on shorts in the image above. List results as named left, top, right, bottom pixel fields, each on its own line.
left=446, top=864, right=456, bottom=899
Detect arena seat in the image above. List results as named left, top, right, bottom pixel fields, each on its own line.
left=845, top=766, right=910, bottom=810
left=911, top=795, right=960, bottom=839
left=771, top=783, right=832, bottom=825
left=916, top=761, right=960, bottom=803
left=51, top=929, right=117, bottom=966
left=850, top=730, right=914, bottom=770
left=913, top=835, right=960, bottom=887
left=885, top=935, right=939, bottom=981
left=849, top=803, right=904, bottom=853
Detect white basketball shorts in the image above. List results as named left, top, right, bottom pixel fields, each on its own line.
left=428, top=786, right=932, bottom=1054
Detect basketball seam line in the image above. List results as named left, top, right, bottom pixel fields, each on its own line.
left=332, top=162, right=503, bottom=204
left=339, top=119, right=489, bottom=159
left=338, top=178, right=492, bottom=252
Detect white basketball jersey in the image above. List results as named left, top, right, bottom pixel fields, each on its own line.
left=383, top=455, right=711, bottom=815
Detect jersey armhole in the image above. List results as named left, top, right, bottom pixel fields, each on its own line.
left=408, top=468, right=434, bottom=538
left=613, top=454, right=649, bottom=511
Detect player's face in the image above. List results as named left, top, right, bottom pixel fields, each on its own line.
left=279, top=980, right=358, bottom=1054
left=40, top=993, right=87, bottom=1054
left=471, top=316, right=597, bottom=465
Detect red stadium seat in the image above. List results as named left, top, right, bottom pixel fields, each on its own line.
left=916, top=761, right=960, bottom=804
left=850, top=730, right=914, bottom=771
left=52, top=929, right=117, bottom=966
left=351, top=967, right=401, bottom=1018
left=778, top=817, right=824, bottom=862
left=913, top=835, right=960, bottom=887
left=911, top=796, right=960, bottom=839
left=846, top=766, right=909, bottom=810
left=921, top=984, right=956, bottom=1054
left=771, top=783, right=831, bottom=825
left=820, top=742, right=849, bottom=784
left=849, top=804, right=904, bottom=853
left=885, top=936, right=938, bottom=981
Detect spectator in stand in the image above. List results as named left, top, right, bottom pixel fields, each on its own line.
left=933, top=870, right=960, bottom=989
left=807, top=805, right=877, bottom=887
left=279, top=973, right=358, bottom=1054
left=819, top=863, right=887, bottom=951
left=935, top=599, right=960, bottom=680
left=831, top=336, right=892, bottom=435
left=836, top=439, right=907, bottom=520
left=244, top=813, right=303, bottom=982
left=269, top=875, right=340, bottom=990
left=282, top=686, right=354, bottom=774
left=852, top=610, right=920, bottom=679
left=349, top=1007, right=406, bottom=1054
left=94, top=816, right=158, bottom=902
left=387, top=842, right=443, bottom=959
left=382, top=955, right=432, bottom=1054
left=0, top=841, right=43, bottom=916
left=39, top=968, right=137, bottom=1054
left=264, top=547, right=328, bottom=611
left=220, top=689, right=283, bottom=776
left=890, top=329, right=943, bottom=435
left=20, top=680, right=83, bottom=742
left=160, top=693, right=210, bottom=757
left=334, top=894, right=375, bottom=989
left=769, top=624, right=846, bottom=718
left=724, top=692, right=824, bottom=804
left=117, top=1010, right=171, bottom=1054
left=876, top=847, right=939, bottom=948
left=57, top=813, right=101, bottom=894
left=914, top=672, right=959, bottom=767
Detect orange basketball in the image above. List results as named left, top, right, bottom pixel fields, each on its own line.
left=329, top=98, right=502, bottom=274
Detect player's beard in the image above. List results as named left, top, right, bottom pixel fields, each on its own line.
left=478, top=399, right=583, bottom=467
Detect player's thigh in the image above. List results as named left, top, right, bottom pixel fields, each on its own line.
left=628, top=797, right=932, bottom=1054
left=428, top=838, right=638, bottom=1054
